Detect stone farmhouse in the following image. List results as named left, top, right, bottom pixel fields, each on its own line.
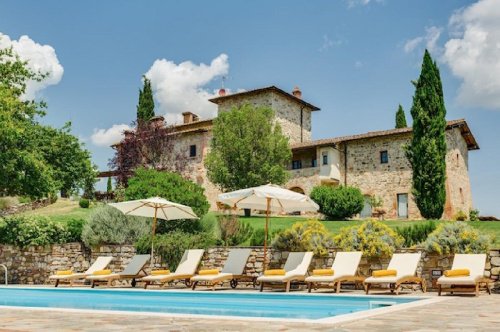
left=106, top=85, right=479, bottom=220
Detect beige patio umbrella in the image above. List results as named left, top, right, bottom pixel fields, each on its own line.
left=108, top=197, right=198, bottom=264
left=217, top=184, right=319, bottom=269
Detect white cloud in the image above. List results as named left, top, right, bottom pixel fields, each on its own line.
left=354, top=60, right=364, bottom=68
left=145, top=53, right=229, bottom=124
left=403, top=26, right=443, bottom=54
left=0, top=33, right=64, bottom=99
left=346, top=0, right=383, bottom=8
left=442, top=0, right=500, bottom=109
left=90, top=124, right=132, bottom=147
left=319, top=35, right=334, bottom=52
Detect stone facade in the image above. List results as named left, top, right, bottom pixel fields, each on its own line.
left=216, top=90, right=314, bottom=144
left=1, top=243, right=498, bottom=292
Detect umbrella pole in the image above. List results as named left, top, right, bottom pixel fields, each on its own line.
left=151, top=207, right=158, bottom=268
left=264, top=197, right=271, bottom=270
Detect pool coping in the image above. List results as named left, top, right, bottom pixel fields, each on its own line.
left=0, top=286, right=449, bottom=325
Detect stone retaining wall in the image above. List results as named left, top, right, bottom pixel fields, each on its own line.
left=1, top=243, right=498, bottom=291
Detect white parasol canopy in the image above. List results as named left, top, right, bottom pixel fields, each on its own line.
left=108, top=197, right=198, bottom=263
left=218, top=184, right=319, bottom=268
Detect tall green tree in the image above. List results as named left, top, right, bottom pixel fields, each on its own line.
left=136, top=76, right=155, bottom=122
left=204, top=105, right=291, bottom=192
left=395, top=104, right=407, bottom=128
left=107, top=177, right=113, bottom=193
left=0, top=46, right=96, bottom=199
left=406, top=50, right=447, bottom=219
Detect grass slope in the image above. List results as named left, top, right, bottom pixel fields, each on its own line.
left=21, top=198, right=94, bottom=223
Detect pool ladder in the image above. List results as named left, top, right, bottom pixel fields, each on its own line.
left=0, top=264, right=7, bottom=285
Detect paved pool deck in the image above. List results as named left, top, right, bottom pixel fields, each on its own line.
left=0, top=288, right=498, bottom=331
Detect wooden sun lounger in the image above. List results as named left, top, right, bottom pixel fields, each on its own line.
left=86, top=255, right=150, bottom=288
left=437, top=254, right=491, bottom=296
left=257, top=252, right=313, bottom=292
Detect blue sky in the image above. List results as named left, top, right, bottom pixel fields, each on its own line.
left=1, top=0, right=499, bottom=216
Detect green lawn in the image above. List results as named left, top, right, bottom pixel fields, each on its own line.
left=17, top=202, right=500, bottom=247
left=21, top=198, right=95, bottom=223
left=238, top=215, right=500, bottom=247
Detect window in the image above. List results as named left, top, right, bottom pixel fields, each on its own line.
left=380, top=150, right=388, bottom=164
left=322, top=153, right=328, bottom=165
left=456, top=153, right=460, bottom=167
left=189, top=145, right=197, bottom=157
left=460, top=188, right=464, bottom=204
left=292, top=160, right=302, bottom=170
left=311, top=158, right=317, bottom=167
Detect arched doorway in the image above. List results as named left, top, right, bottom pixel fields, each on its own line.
left=289, top=187, right=305, bottom=195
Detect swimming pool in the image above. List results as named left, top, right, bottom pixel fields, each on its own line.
left=0, top=288, right=424, bottom=320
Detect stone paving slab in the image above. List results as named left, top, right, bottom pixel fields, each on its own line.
left=0, top=291, right=498, bottom=331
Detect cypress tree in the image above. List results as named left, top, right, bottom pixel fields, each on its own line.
left=395, top=104, right=407, bottom=128
left=106, top=177, right=113, bottom=193
left=136, top=76, right=155, bottom=121
left=406, top=50, right=447, bottom=219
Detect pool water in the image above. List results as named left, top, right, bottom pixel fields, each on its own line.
left=0, top=288, right=420, bottom=320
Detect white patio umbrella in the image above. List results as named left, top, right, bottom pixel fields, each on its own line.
left=108, top=197, right=198, bottom=264
left=217, top=184, right=319, bottom=268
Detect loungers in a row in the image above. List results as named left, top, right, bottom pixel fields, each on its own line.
left=49, top=251, right=491, bottom=295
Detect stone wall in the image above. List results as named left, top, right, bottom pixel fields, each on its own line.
left=3, top=243, right=496, bottom=292
left=217, top=90, right=314, bottom=144
left=0, top=198, right=51, bottom=217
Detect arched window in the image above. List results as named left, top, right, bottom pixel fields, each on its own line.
left=459, top=187, right=464, bottom=204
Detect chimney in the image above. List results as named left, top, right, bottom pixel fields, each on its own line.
left=218, top=88, right=226, bottom=97
left=292, top=86, right=302, bottom=99
left=149, top=115, right=165, bottom=129
left=182, top=112, right=199, bottom=124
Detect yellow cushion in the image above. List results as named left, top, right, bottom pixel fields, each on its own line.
left=313, top=269, right=334, bottom=276
left=56, top=270, right=73, bottom=276
left=151, top=270, right=170, bottom=276
left=264, top=269, right=286, bottom=276
left=198, top=269, right=219, bottom=275
left=372, top=269, right=397, bottom=277
left=444, top=269, right=470, bottom=277
left=93, top=269, right=112, bottom=275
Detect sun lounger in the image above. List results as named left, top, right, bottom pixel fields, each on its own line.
left=48, top=256, right=113, bottom=287
left=257, top=252, right=313, bottom=292
left=437, top=254, right=491, bottom=296
left=191, top=248, right=253, bottom=290
left=141, top=249, right=204, bottom=289
left=364, top=252, right=426, bottom=295
left=305, top=251, right=364, bottom=293
left=86, top=254, right=150, bottom=288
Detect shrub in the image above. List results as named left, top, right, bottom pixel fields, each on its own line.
left=125, top=168, right=210, bottom=219
left=216, top=214, right=254, bottom=246
left=469, top=209, right=480, bottom=222
left=18, top=196, right=32, bottom=204
left=0, top=215, right=70, bottom=247
left=81, top=205, right=150, bottom=247
left=66, top=218, right=86, bottom=242
left=310, top=185, right=364, bottom=220
left=423, top=221, right=491, bottom=255
left=135, top=231, right=215, bottom=270
left=249, top=228, right=283, bottom=246
left=454, top=210, right=467, bottom=221
left=396, top=221, right=436, bottom=247
left=334, top=220, right=404, bottom=258
left=79, top=198, right=90, bottom=208
left=273, top=220, right=334, bottom=257
left=0, top=197, right=18, bottom=210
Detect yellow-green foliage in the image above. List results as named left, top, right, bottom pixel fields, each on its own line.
left=334, top=220, right=404, bottom=258
left=424, top=221, right=491, bottom=255
left=272, top=220, right=334, bottom=257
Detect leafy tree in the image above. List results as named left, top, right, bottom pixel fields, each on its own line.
left=136, top=76, right=155, bottom=122
left=205, top=105, right=291, bottom=192
left=0, top=46, right=96, bottom=199
left=107, top=177, right=113, bottom=193
left=310, top=185, right=364, bottom=220
left=125, top=168, right=210, bottom=221
left=406, top=50, right=447, bottom=219
left=395, top=104, right=407, bottom=128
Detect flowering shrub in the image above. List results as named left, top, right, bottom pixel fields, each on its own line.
left=334, top=220, right=404, bottom=258
left=423, top=221, right=491, bottom=255
left=272, top=220, right=334, bottom=257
